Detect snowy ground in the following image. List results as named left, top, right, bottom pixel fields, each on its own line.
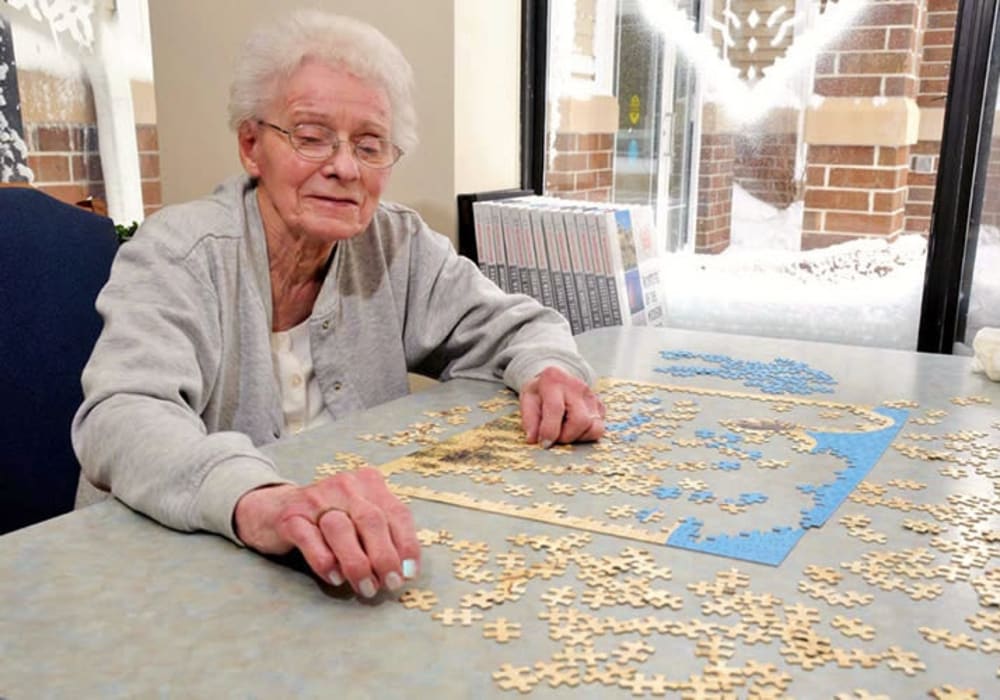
left=659, top=185, right=999, bottom=351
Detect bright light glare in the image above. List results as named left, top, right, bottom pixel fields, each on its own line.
left=636, top=0, right=868, bottom=124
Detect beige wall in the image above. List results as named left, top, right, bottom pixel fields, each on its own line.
left=454, top=0, right=521, bottom=196
left=149, top=0, right=520, bottom=243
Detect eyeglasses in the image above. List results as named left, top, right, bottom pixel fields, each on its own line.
left=257, top=120, right=403, bottom=169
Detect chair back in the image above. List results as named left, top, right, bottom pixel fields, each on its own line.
left=0, top=187, right=119, bottom=534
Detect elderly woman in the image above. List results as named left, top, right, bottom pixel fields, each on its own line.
left=72, top=12, right=604, bottom=600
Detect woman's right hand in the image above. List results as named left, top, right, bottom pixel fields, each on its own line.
left=233, top=467, right=420, bottom=598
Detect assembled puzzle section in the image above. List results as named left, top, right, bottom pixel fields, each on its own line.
left=379, top=376, right=907, bottom=566
left=312, top=350, right=998, bottom=696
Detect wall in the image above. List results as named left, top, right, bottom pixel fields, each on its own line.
left=802, top=0, right=923, bottom=249
left=150, top=0, right=520, bottom=244
left=545, top=96, right=617, bottom=201
left=454, top=0, right=520, bottom=196
left=907, top=0, right=955, bottom=234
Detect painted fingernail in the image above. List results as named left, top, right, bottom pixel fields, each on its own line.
left=540, top=439, right=553, bottom=449
left=359, top=578, right=377, bottom=598
left=385, top=572, right=404, bottom=592
left=328, top=569, right=345, bottom=586
left=402, top=559, right=418, bottom=579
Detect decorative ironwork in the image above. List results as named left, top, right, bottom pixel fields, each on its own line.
left=638, top=0, right=863, bottom=123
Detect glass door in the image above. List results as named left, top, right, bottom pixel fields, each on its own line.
left=543, top=0, right=957, bottom=350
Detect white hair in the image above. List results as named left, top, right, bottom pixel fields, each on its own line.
left=228, top=11, right=418, bottom=153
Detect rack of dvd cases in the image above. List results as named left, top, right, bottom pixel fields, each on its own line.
left=469, top=196, right=665, bottom=334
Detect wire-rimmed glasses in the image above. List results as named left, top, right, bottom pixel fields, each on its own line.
left=257, top=120, right=403, bottom=169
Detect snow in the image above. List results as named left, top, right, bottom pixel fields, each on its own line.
left=0, top=53, right=34, bottom=183
left=726, top=184, right=803, bottom=252
left=966, top=224, right=1000, bottom=347
left=658, top=184, right=999, bottom=351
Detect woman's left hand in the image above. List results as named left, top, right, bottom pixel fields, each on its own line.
left=519, top=366, right=605, bottom=447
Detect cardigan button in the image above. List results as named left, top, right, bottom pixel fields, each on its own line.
left=322, top=320, right=331, bottom=331
left=333, top=381, right=343, bottom=391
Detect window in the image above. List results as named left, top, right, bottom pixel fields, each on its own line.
left=540, top=0, right=966, bottom=350
left=0, top=0, right=159, bottom=223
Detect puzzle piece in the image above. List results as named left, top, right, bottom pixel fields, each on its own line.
left=929, top=685, right=982, bottom=699
left=882, top=646, right=926, bottom=676
left=398, top=588, right=438, bottom=611
left=491, top=663, right=537, bottom=692
left=431, top=608, right=483, bottom=626
left=312, top=367, right=1000, bottom=695
left=831, top=615, right=876, bottom=640
left=482, top=617, right=521, bottom=643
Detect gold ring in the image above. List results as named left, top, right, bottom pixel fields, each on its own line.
left=315, top=506, right=347, bottom=524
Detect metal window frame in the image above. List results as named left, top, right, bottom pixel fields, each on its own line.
left=918, top=0, right=1000, bottom=353
left=520, top=0, right=548, bottom=193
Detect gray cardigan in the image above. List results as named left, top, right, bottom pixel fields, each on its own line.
left=72, top=176, right=594, bottom=542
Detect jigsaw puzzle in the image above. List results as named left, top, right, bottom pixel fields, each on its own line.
left=375, top=370, right=906, bottom=566
left=313, top=349, right=999, bottom=696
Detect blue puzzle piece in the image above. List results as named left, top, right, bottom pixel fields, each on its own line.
left=667, top=520, right=805, bottom=566
left=654, top=486, right=682, bottom=499
left=655, top=351, right=839, bottom=395
left=636, top=508, right=660, bottom=523
left=738, top=492, right=768, bottom=505
left=716, top=460, right=742, bottom=472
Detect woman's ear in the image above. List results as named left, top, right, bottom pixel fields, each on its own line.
left=237, top=121, right=263, bottom=177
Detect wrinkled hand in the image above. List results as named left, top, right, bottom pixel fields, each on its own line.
left=519, top=366, right=605, bottom=447
left=233, top=467, right=419, bottom=598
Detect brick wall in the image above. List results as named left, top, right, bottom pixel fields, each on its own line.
left=733, top=133, right=798, bottom=208
left=722, top=0, right=799, bottom=214
left=815, top=2, right=922, bottom=99
left=905, top=140, right=940, bottom=233
left=907, top=0, right=956, bottom=234
left=136, top=124, right=161, bottom=217
left=804, top=145, right=909, bottom=248
left=25, top=123, right=103, bottom=205
left=698, top=0, right=800, bottom=248
left=803, top=0, right=924, bottom=248
left=918, top=0, right=954, bottom=101
left=24, top=121, right=162, bottom=218
left=544, top=132, right=614, bottom=202
left=695, top=132, right=734, bottom=253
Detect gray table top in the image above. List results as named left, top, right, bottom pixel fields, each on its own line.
left=2, top=327, right=999, bottom=698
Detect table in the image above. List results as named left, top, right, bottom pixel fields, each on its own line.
left=3, top=327, right=999, bottom=698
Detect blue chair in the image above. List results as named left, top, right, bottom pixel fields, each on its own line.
left=0, top=187, right=119, bottom=534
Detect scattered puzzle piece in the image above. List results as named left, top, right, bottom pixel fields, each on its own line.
left=482, top=618, right=521, bottom=643
left=310, top=365, right=1000, bottom=696
left=398, top=588, right=438, bottom=611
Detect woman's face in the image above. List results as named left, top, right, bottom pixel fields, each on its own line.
left=239, top=60, right=394, bottom=245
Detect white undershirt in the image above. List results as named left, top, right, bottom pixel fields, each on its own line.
left=270, top=318, right=332, bottom=435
